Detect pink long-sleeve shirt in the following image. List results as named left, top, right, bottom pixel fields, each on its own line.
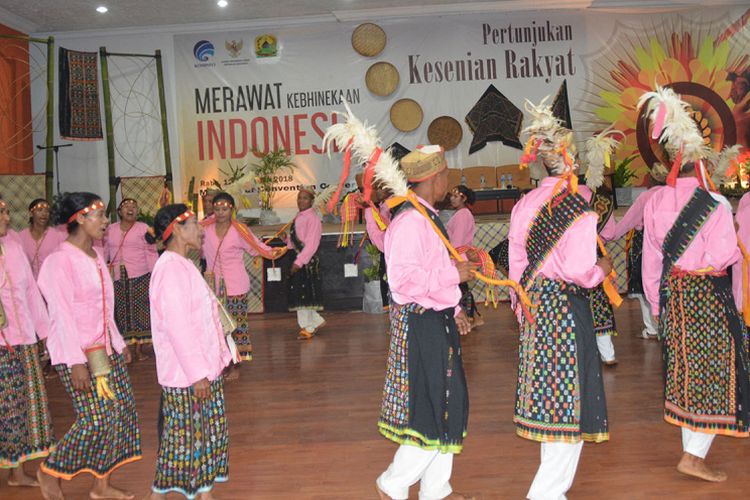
left=203, top=222, right=273, bottom=296
left=446, top=207, right=476, bottom=248
left=18, top=225, right=67, bottom=279
left=642, top=177, right=740, bottom=316
left=509, top=177, right=606, bottom=290
left=733, top=192, right=750, bottom=311
left=286, top=208, right=322, bottom=267
left=37, top=242, right=126, bottom=367
left=611, top=188, right=659, bottom=241
left=149, top=251, right=232, bottom=388
left=364, top=203, right=392, bottom=253
left=578, top=185, right=617, bottom=242
left=0, top=238, right=50, bottom=346
left=385, top=196, right=461, bottom=312
left=105, top=221, right=158, bottom=281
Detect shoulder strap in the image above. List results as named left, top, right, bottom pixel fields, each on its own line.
left=590, top=189, right=614, bottom=234
left=658, top=188, right=719, bottom=312
left=520, top=191, right=590, bottom=290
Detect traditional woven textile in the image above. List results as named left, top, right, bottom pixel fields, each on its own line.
left=113, top=267, right=151, bottom=345
left=225, top=293, right=251, bottom=361
left=626, top=229, right=644, bottom=295
left=590, top=284, right=617, bottom=337
left=41, top=353, right=141, bottom=479
left=59, top=47, right=103, bottom=140
left=661, top=270, right=750, bottom=436
left=515, top=277, right=609, bottom=444
left=153, top=378, right=228, bottom=499
left=378, top=303, right=468, bottom=453
left=0, top=174, right=45, bottom=231
left=0, top=344, right=56, bottom=468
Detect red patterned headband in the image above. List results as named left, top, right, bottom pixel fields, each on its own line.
left=162, top=210, right=194, bottom=241
left=213, top=200, right=233, bottom=208
left=30, top=201, right=49, bottom=211
left=67, top=200, right=105, bottom=223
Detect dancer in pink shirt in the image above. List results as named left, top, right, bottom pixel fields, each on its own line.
left=36, top=192, right=140, bottom=500
left=147, top=205, right=231, bottom=499
left=17, top=199, right=66, bottom=279
left=446, top=185, right=483, bottom=327
left=641, top=86, right=749, bottom=482
left=0, top=196, right=56, bottom=489
left=202, top=192, right=279, bottom=377
left=105, top=198, right=158, bottom=360
left=510, top=100, right=612, bottom=500
left=286, top=188, right=325, bottom=339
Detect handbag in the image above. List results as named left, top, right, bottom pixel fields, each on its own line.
left=214, top=291, right=241, bottom=364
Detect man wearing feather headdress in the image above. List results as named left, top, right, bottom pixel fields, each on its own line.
left=509, top=98, right=613, bottom=500
left=640, top=86, right=750, bottom=482
left=375, top=145, right=476, bottom=500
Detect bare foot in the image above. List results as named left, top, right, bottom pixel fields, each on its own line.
left=375, top=483, right=392, bottom=500
left=197, top=492, right=216, bottom=500
left=677, top=452, right=728, bottom=482
left=135, top=345, right=150, bottom=361
left=90, top=484, right=136, bottom=500
left=223, top=365, right=240, bottom=381
left=8, top=466, right=39, bottom=487
left=146, top=493, right=166, bottom=500
left=471, top=316, right=485, bottom=328
left=36, top=469, right=64, bottom=500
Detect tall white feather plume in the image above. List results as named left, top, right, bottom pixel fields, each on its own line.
left=637, top=86, right=706, bottom=163
left=584, top=125, right=623, bottom=190
left=322, top=102, right=408, bottom=196
left=313, top=185, right=338, bottom=214
left=521, top=96, right=573, bottom=175
left=713, top=144, right=742, bottom=185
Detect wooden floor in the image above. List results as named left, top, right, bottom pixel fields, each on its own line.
left=2, top=300, right=750, bottom=499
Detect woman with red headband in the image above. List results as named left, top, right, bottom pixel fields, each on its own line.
left=0, top=196, right=56, bottom=490
left=105, top=198, right=158, bottom=360
left=36, top=192, right=140, bottom=500
left=447, top=185, right=483, bottom=327
left=287, top=187, right=325, bottom=340
left=147, top=204, right=232, bottom=499
left=18, top=199, right=66, bottom=279
left=201, top=192, right=280, bottom=379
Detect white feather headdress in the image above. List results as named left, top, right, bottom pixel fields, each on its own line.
left=520, top=97, right=575, bottom=176
left=637, top=86, right=710, bottom=166
left=583, top=125, right=624, bottom=190
left=712, top=144, right=742, bottom=185
left=322, top=102, right=407, bottom=203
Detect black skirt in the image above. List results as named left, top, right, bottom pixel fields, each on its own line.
left=287, top=253, right=323, bottom=311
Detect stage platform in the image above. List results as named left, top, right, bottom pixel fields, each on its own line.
left=244, top=208, right=631, bottom=313
left=6, top=301, right=750, bottom=499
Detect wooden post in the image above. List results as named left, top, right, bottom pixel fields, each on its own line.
left=99, top=47, right=118, bottom=221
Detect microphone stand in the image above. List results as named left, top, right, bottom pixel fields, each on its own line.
left=36, top=144, right=72, bottom=195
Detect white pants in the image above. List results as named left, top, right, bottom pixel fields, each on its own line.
left=527, top=441, right=583, bottom=500
left=636, top=295, right=658, bottom=335
left=682, top=428, right=715, bottom=459
left=596, top=335, right=616, bottom=362
left=377, top=445, right=453, bottom=500
left=296, top=309, right=325, bottom=332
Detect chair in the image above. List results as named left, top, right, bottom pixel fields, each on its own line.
left=496, top=164, right=530, bottom=213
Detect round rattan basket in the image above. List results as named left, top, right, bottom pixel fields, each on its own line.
left=390, top=99, right=423, bottom=132
left=365, top=62, right=399, bottom=97
left=427, top=116, right=463, bottom=151
left=351, top=23, right=386, bottom=57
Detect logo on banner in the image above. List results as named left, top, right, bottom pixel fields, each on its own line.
left=255, top=34, right=278, bottom=58
left=193, top=40, right=215, bottom=61
left=225, top=39, right=243, bottom=58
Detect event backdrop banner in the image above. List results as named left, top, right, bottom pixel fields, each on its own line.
left=173, top=7, right=750, bottom=219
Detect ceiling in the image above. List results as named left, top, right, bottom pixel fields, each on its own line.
left=0, top=0, right=746, bottom=34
